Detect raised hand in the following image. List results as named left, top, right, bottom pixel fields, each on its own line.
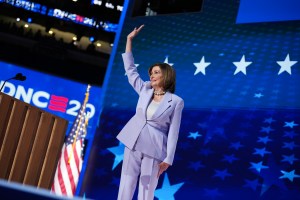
left=127, top=25, right=144, bottom=40
left=125, top=25, right=144, bottom=53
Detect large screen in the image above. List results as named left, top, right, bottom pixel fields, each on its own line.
left=104, top=6, right=300, bottom=110
left=237, top=0, right=300, bottom=23
left=0, top=0, right=124, bottom=32
left=0, top=60, right=102, bottom=140
left=80, top=0, right=300, bottom=199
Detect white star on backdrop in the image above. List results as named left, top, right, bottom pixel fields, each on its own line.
left=277, top=54, right=298, bottom=75
left=233, top=55, right=252, bottom=75
left=193, top=56, right=211, bottom=75
left=164, top=56, right=174, bottom=66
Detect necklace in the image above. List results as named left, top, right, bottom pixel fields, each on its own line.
left=153, top=90, right=166, bottom=96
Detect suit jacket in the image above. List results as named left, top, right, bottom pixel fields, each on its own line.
left=116, top=52, right=184, bottom=165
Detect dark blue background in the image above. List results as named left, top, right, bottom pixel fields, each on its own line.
left=80, top=0, right=300, bottom=199
left=237, top=0, right=300, bottom=23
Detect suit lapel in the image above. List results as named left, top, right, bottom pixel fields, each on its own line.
left=150, top=92, right=172, bottom=120
left=143, top=87, right=154, bottom=118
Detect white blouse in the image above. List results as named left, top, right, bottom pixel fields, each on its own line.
left=146, top=100, right=160, bottom=119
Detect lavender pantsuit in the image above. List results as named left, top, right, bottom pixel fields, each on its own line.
left=117, top=52, right=184, bottom=200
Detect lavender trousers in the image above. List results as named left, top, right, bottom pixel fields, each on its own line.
left=117, top=147, right=160, bottom=200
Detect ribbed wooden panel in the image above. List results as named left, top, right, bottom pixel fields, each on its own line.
left=38, top=119, right=67, bottom=188
left=0, top=94, right=15, bottom=152
left=24, top=112, right=54, bottom=186
left=9, top=107, right=42, bottom=183
left=0, top=99, right=28, bottom=179
left=0, top=93, right=68, bottom=190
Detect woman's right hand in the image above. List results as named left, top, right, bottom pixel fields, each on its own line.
left=125, top=25, right=144, bottom=52
left=127, top=25, right=144, bottom=40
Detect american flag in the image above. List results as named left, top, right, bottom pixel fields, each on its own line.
left=51, top=85, right=91, bottom=197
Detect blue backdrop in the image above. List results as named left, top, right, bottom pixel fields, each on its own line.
left=0, top=61, right=102, bottom=140
left=81, top=0, right=300, bottom=199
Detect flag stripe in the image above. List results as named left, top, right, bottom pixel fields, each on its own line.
left=60, top=155, right=73, bottom=195
left=64, top=146, right=76, bottom=194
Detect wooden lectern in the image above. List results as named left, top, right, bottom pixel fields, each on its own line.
left=0, top=92, right=68, bottom=190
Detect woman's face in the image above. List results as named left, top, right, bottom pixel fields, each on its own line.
left=150, top=66, right=164, bottom=89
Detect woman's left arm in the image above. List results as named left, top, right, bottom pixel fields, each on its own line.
left=163, top=99, right=184, bottom=165
left=158, top=99, right=184, bottom=177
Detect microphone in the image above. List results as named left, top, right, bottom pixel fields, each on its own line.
left=0, top=73, right=27, bottom=92
left=14, top=73, right=27, bottom=81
